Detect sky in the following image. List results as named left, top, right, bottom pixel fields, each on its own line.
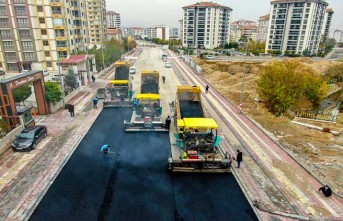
left=106, top=0, right=343, bottom=30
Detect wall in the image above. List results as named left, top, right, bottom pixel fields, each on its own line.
left=49, top=87, right=81, bottom=113
left=0, top=124, right=24, bottom=155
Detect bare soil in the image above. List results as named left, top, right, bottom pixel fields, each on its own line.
left=195, top=57, right=343, bottom=194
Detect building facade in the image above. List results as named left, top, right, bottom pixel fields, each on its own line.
left=266, top=0, right=328, bottom=55
left=0, top=0, right=90, bottom=73
left=107, top=28, right=122, bottom=41
left=127, top=27, right=146, bottom=38
left=170, top=28, right=179, bottom=38
left=321, top=8, right=333, bottom=39
left=86, top=0, right=107, bottom=48
left=106, top=10, right=120, bottom=28
left=146, top=25, right=169, bottom=40
left=182, top=2, right=232, bottom=49
left=230, top=20, right=257, bottom=42
left=257, top=14, right=270, bottom=42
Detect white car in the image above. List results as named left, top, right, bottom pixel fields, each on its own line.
left=43, top=70, right=49, bottom=76
left=52, top=74, right=62, bottom=82
left=129, top=67, right=136, bottom=74
left=165, top=62, right=171, bottom=68
left=206, top=55, right=215, bottom=60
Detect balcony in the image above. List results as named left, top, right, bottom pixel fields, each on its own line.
left=1, top=35, right=13, bottom=40
left=3, top=46, right=15, bottom=50
left=50, top=0, right=64, bottom=7
left=13, top=0, right=25, bottom=3
left=17, top=23, right=28, bottom=27
left=0, top=22, right=9, bottom=27
left=22, top=46, right=34, bottom=50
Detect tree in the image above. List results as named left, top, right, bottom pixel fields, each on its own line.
left=45, top=82, right=62, bottom=104
left=13, top=85, right=32, bottom=105
left=302, top=49, right=311, bottom=57
left=325, top=63, right=343, bottom=81
left=257, top=61, right=327, bottom=115
left=63, top=69, right=79, bottom=93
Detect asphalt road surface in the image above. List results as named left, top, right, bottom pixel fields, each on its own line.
left=30, top=108, right=257, bottom=221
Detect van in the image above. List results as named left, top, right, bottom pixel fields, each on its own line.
left=52, top=74, right=62, bottom=82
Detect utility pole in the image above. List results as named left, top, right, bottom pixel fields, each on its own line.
left=239, top=40, right=249, bottom=108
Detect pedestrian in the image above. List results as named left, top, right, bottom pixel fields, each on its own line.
left=319, top=185, right=332, bottom=197
left=165, top=116, right=171, bottom=130
left=162, top=76, right=166, bottom=84
left=92, top=97, right=99, bottom=109
left=238, top=103, right=243, bottom=113
left=205, top=85, right=209, bottom=94
left=91, top=75, right=95, bottom=82
left=101, top=144, right=111, bottom=155
left=234, top=150, right=243, bottom=168
left=68, top=104, right=75, bottom=117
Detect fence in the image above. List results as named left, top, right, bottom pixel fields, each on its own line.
left=49, top=87, right=81, bottom=113
left=0, top=124, right=24, bottom=155
left=183, top=56, right=202, bottom=74
left=295, top=110, right=335, bottom=122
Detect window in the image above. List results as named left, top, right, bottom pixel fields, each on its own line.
left=41, top=29, right=47, bottom=35
left=37, top=6, right=43, bottom=12
left=3, top=41, right=14, bottom=49
left=46, top=61, right=52, bottom=67
left=21, top=41, right=33, bottom=50
left=0, top=6, right=6, bottom=15
left=39, top=18, right=45, bottom=24
left=7, top=63, right=18, bottom=71
left=17, top=18, right=28, bottom=27
left=45, top=51, right=50, bottom=57
left=23, top=52, right=35, bottom=61
left=43, top=40, right=49, bottom=46
left=1, top=29, right=12, bottom=39
left=19, top=29, right=30, bottom=38
left=15, top=6, right=26, bottom=15
left=0, top=18, right=9, bottom=26
left=5, top=52, right=17, bottom=61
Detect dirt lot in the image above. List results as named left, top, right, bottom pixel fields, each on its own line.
left=195, top=57, right=343, bottom=194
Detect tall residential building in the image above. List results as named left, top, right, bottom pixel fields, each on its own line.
left=0, top=0, right=89, bottom=73
left=257, top=14, right=270, bottom=42
left=182, top=2, right=232, bottom=49
left=330, top=29, right=343, bottom=43
left=178, top=19, right=183, bottom=40
left=266, top=0, right=328, bottom=55
left=128, top=27, right=146, bottom=38
left=321, top=8, right=333, bottom=39
left=146, top=25, right=169, bottom=40
left=86, top=0, right=107, bottom=48
left=230, top=20, right=257, bottom=42
left=170, top=28, right=179, bottom=38
left=106, top=11, right=120, bottom=28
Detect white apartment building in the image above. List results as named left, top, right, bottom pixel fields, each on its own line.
left=182, top=2, right=232, bottom=49
left=106, top=11, right=120, bottom=28
left=321, top=8, right=333, bottom=39
left=128, top=27, right=146, bottom=38
left=86, top=0, right=107, bottom=48
left=257, top=14, right=270, bottom=42
left=178, top=19, right=183, bottom=40
left=230, top=20, right=257, bottom=42
left=146, top=25, right=169, bottom=40
left=330, top=29, right=342, bottom=43
left=0, top=0, right=89, bottom=73
left=266, top=0, right=328, bottom=55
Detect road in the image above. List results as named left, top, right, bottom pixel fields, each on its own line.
left=29, top=47, right=257, bottom=220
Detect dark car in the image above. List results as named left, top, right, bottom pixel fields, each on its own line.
left=12, top=125, right=47, bottom=151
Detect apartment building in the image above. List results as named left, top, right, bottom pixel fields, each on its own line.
left=146, top=25, right=169, bottom=40
left=257, top=14, right=270, bottom=42
left=170, top=28, right=179, bottom=38
left=107, top=28, right=122, bottom=41
left=182, top=2, right=232, bottom=49
left=128, top=27, right=146, bottom=38
left=106, top=10, right=120, bottom=28
left=86, top=0, right=107, bottom=48
left=230, top=20, right=257, bottom=42
left=0, top=0, right=89, bottom=73
left=266, top=0, right=328, bottom=55
left=321, top=8, right=333, bottom=39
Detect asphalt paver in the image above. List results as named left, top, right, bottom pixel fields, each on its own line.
left=29, top=108, right=256, bottom=221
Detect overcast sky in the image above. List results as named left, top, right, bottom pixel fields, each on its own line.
left=106, top=0, right=343, bottom=30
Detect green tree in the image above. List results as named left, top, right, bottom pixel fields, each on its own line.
left=63, top=69, right=79, bottom=93
left=45, top=82, right=62, bottom=104
left=257, top=61, right=327, bottom=115
left=325, top=63, right=343, bottom=81
left=302, top=49, right=311, bottom=57
left=13, top=85, right=32, bottom=105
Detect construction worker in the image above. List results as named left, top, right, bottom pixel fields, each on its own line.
left=92, top=97, right=99, bottom=109
left=101, top=144, right=111, bottom=155
left=205, top=85, right=209, bottom=93
left=162, top=76, right=166, bottom=84
left=165, top=116, right=171, bottom=130
left=319, top=185, right=332, bottom=197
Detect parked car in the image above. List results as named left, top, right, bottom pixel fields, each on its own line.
left=165, top=62, right=171, bottom=68
left=206, top=55, right=215, bottom=60
left=52, top=74, right=62, bottom=81
left=129, top=67, right=136, bottom=74
left=12, top=125, right=48, bottom=151
left=43, top=70, right=49, bottom=76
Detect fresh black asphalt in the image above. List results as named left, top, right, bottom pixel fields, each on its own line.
left=30, top=108, right=257, bottom=221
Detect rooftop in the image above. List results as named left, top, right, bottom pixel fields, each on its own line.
left=60, top=54, right=95, bottom=65
left=183, top=1, right=231, bottom=10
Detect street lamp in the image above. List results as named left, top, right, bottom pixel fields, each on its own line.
left=239, top=40, right=249, bottom=110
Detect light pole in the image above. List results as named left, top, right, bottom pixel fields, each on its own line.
left=58, top=62, right=65, bottom=106
left=239, top=40, right=249, bottom=109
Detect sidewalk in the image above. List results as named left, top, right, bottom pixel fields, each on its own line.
left=0, top=69, right=111, bottom=220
